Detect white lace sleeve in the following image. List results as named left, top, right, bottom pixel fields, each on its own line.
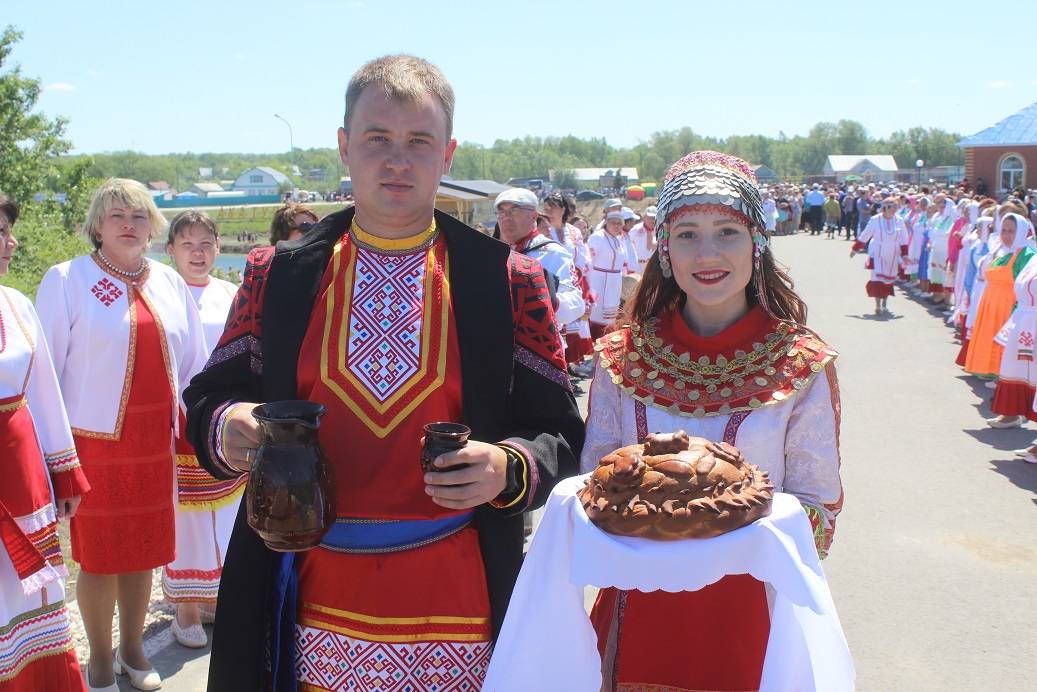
left=783, top=363, right=844, bottom=533
left=581, top=361, right=624, bottom=474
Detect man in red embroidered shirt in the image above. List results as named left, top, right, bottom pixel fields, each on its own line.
left=185, top=54, right=583, bottom=691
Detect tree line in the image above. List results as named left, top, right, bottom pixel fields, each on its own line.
left=64, top=121, right=964, bottom=194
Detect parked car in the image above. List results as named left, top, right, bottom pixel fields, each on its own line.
left=575, top=190, right=605, bottom=201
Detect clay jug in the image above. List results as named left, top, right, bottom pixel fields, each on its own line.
left=246, top=401, right=336, bottom=552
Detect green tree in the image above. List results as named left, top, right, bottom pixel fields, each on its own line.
left=1, top=206, right=89, bottom=295
left=835, top=120, right=869, bottom=155
left=57, top=156, right=103, bottom=232
left=552, top=169, right=578, bottom=190
left=0, top=26, right=73, bottom=205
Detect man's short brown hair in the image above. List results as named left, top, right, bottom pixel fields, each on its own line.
left=343, top=54, right=455, bottom=139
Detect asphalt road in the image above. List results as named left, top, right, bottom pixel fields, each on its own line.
left=131, top=231, right=1037, bottom=691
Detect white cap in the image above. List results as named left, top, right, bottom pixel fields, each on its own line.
left=604, top=198, right=623, bottom=209
left=606, top=211, right=623, bottom=220
left=621, top=206, right=635, bottom=220
left=494, top=188, right=538, bottom=210
left=645, top=205, right=657, bottom=217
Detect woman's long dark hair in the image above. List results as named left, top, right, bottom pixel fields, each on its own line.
left=622, top=233, right=808, bottom=328
left=544, top=191, right=575, bottom=224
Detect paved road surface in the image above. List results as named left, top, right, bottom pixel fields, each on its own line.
left=125, top=232, right=1037, bottom=690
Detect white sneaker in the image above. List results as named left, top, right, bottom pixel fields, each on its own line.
left=920, top=292, right=932, bottom=298
left=987, top=415, right=1024, bottom=429
left=984, top=380, right=998, bottom=390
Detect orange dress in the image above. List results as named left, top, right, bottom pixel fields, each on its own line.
left=965, top=250, right=1025, bottom=378
left=70, top=296, right=175, bottom=574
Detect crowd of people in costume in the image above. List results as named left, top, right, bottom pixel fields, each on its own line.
left=831, top=181, right=1037, bottom=461
left=0, top=55, right=852, bottom=692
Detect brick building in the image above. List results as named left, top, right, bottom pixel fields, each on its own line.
left=958, top=101, right=1037, bottom=195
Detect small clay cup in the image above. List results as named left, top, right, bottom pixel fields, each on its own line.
left=421, top=422, right=471, bottom=473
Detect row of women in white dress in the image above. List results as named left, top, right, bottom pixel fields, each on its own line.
left=0, top=186, right=242, bottom=690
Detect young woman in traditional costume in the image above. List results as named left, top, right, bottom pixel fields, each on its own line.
left=948, top=201, right=981, bottom=326
left=35, top=179, right=208, bottom=691
left=956, top=214, right=996, bottom=367
left=0, top=196, right=89, bottom=691
left=907, top=197, right=932, bottom=290
left=965, top=209, right=1036, bottom=426
left=543, top=191, right=594, bottom=368
left=160, top=211, right=243, bottom=649
left=851, top=197, right=910, bottom=315
left=586, top=211, right=637, bottom=338
left=989, top=213, right=1037, bottom=438
left=927, top=195, right=957, bottom=305
left=581, top=152, right=844, bottom=692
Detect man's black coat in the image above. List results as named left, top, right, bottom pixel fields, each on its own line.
left=184, top=207, right=584, bottom=690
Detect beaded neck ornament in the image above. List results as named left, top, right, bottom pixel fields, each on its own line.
left=655, top=150, right=772, bottom=316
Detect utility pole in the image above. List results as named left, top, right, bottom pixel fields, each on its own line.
left=274, top=114, right=297, bottom=191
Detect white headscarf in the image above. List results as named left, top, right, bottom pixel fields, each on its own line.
left=973, top=217, right=997, bottom=254
left=998, top=212, right=1035, bottom=255
left=967, top=202, right=980, bottom=228
left=934, top=195, right=956, bottom=223
left=976, top=217, right=993, bottom=246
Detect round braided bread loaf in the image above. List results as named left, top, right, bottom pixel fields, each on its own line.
left=578, top=431, right=774, bottom=540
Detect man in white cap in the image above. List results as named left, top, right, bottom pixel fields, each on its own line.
left=628, top=205, right=657, bottom=272
left=494, top=189, right=585, bottom=336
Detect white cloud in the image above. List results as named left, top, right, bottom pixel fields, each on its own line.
left=44, top=82, right=76, bottom=91
left=906, top=78, right=922, bottom=84
left=986, top=80, right=1013, bottom=88
left=235, top=54, right=244, bottom=59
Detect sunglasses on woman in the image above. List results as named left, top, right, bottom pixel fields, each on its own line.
left=294, top=221, right=316, bottom=233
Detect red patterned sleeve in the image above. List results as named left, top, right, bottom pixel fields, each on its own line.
left=184, top=247, right=274, bottom=480
left=493, top=252, right=583, bottom=516
left=208, top=247, right=274, bottom=360
left=508, top=252, right=569, bottom=390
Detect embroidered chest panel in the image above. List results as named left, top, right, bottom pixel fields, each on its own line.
left=320, top=235, right=449, bottom=437
left=597, top=317, right=837, bottom=418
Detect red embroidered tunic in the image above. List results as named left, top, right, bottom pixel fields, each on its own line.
left=71, top=294, right=175, bottom=574
left=292, top=222, right=492, bottom=691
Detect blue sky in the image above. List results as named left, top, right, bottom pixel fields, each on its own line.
left=8, top=0, right=1037, bottom=155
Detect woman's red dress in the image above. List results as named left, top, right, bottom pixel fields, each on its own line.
left=70, top=295, right=175, bottom=573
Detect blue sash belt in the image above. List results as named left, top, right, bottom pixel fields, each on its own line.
left=320, top=512, right=475, bottom=553
left=267, top=511, right=475, bottom=690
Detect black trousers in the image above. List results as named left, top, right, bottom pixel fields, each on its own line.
left=809, top=206, right=824, bottom=235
